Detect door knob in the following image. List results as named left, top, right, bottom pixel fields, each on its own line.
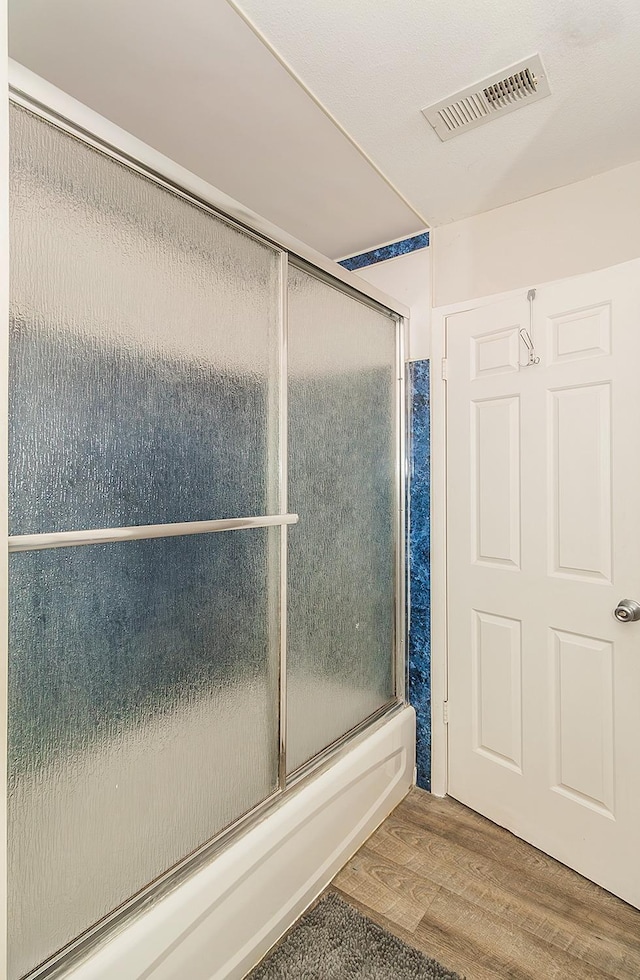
left=613, top=599, right=640, bottom=623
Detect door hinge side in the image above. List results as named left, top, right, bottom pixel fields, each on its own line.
left=443, top=700, right=449, bottom=725
left=441, top=357, right=448, bottom=381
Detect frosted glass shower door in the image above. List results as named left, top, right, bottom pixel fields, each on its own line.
left=8, top=105, right=282, bottom=980
left=286, top=265, right=398, bottom=774
left=7, top=88, right=404, bottom=980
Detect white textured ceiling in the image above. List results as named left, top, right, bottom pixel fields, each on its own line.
left=7, top=0, right=426, bottom=258
left=10, top=0, right=640, bottom=245
left=233, top=0, right=640, bottom=225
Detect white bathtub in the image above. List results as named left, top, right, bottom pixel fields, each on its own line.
left=64, top=705, right=415, bottom=980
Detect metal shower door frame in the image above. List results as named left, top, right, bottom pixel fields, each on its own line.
left=4, top=60, right=410, bottom=980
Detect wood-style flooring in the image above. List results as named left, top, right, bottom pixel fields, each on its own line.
left=330, top=788, right=640, bottom=980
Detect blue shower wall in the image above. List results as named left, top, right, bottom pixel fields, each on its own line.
left=339, top=232, right=430, bottom=271
left=407, top=359, right=431, bottom=790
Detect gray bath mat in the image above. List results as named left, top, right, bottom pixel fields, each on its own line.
left=247, top=891, right=464, bottom=979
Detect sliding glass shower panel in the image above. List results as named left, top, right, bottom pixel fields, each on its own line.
left=9, top=105, right=281, bottom=535
left=7, top=94, right=403, bottom=980
left=8, top=529, right=279, bottom=979
left=8, top=104, right=283, bottom=979
left=287, top=266, right=396, bottom=774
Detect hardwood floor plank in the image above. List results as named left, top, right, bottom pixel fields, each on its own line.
left=399, top=791, right=640, bottom=934
left=329, top=790, right=640, bottom=980
left=341, top=845, right=618, bottom=980
left=331, top=883, right=517, bottom=980
left=332, top=858, right=425, bottom=932
left=370, top=815, right=640, bottom=977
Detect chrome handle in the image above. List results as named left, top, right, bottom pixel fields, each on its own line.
left=613, top=599, right=640, bottom=623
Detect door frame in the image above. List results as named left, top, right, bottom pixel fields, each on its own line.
left=430, top=282, right=547, bottom=797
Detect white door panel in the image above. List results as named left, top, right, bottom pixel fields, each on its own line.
left=447, top=260, right=640, bottom=907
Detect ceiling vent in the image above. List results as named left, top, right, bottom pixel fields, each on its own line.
left=422, top=55, right=550, bottom=141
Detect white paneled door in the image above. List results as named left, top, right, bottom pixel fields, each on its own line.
left=446, top=260, right=640, bottom=908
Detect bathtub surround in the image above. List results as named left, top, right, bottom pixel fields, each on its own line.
left=338, top=232, right=429, bottom=272
left=408, top=359, right=431, bottom=791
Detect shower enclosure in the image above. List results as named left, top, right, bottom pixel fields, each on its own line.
left=6, top=78, right=407, bottom=980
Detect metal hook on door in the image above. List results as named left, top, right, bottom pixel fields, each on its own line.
left=520, top=289, right=540, bottom=365
left=519, top=328, right=540, bottom=365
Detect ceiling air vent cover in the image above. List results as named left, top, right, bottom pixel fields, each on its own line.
left=422, top=55, right=550, bottom=141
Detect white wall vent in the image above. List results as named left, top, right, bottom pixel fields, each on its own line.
left=422, top=55, right=550, bottom=141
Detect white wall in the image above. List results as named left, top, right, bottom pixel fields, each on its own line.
left=354, top=247, right=431, bottom=361
left=433, top=160, right=640, bottom=308
left=1, top=0, right=9, bottom=971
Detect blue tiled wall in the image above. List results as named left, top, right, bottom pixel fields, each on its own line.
left=407, top=359, right=431, bottom=790
left=338, top=232, right=430, bottom=272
